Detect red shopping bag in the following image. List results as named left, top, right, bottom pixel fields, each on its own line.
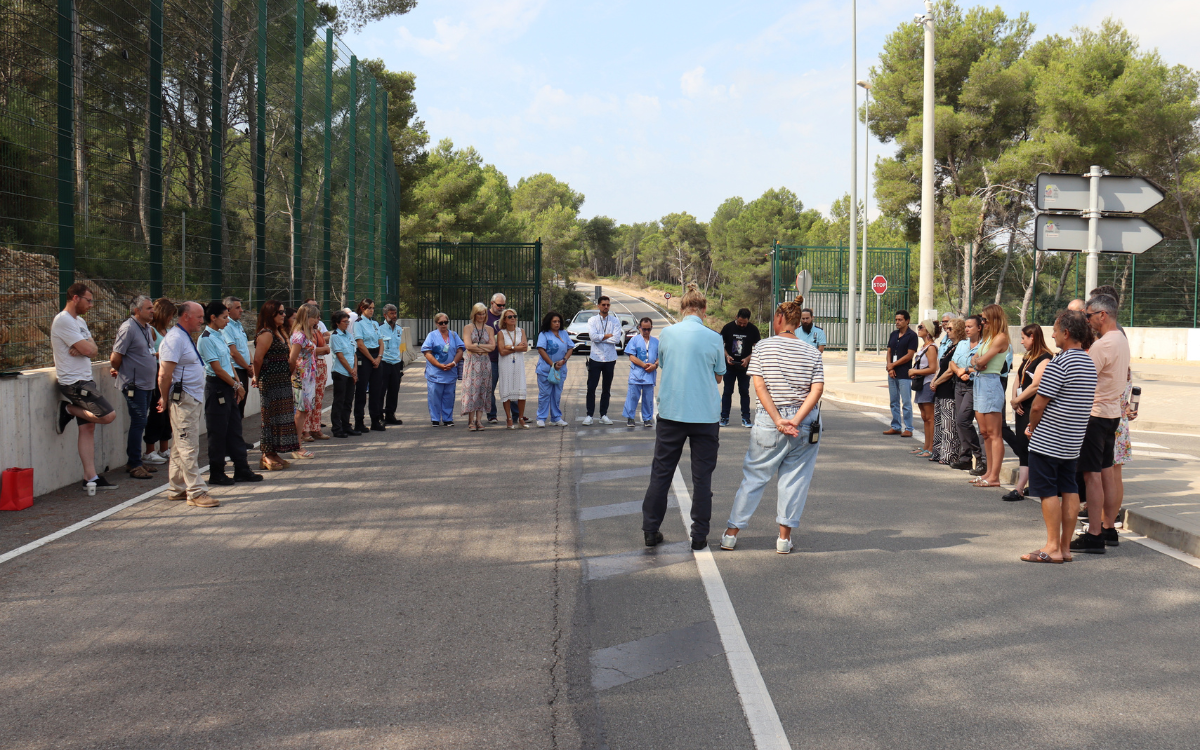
left=0, top=467, right=34, bottom=511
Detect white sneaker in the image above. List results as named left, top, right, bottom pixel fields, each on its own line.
left=776, top=537, right=794, bottom=554
left=720, top=533, right=738, bottom=550
left=160, top=448, right=171, bottom=460
left=598, top=415, right=613, bottom=425
left=582, top=416, right=593, bottom=426
left=537, top=420, right=546, bottom=428
left=143, top=451, right=167, bottom=465
left=554, top=419, right=569, bottom=427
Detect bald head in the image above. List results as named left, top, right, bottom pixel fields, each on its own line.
left=177, top=301, right=204, bottom=333
left=1067, top=299, right=1085, bottom=312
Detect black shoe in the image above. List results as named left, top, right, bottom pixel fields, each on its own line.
left=1001, top=489, right=1024, bottom=502
left=444, top=421, right=455, bottom=427
left=1078, top=505, right=1088, bottom=519
left=488, top=417, right=499, bottom=424
left=1070, top=531, right=1107, bottom=554
left=57, top=401, right=73, bottom=434
left=1115, top=509, right=1125, bottom=525
left=82, top=476, right=119, bottom=491
left=719, top=418, right=729, bottom=427
left=431, top=421, right=441, bottom=427
left=644, top=531, right=664, bottom=547
left=691, top=537, right=708, bottom=551
left=1102, top=527, right=1120, bottom=547
left=207, top=473, right=236, bottom=486
left=950, top=460, right=973, bottom=471
left=384, top=417, right=403, bottom=426
left=370, top=423, right=387, bottom=432
left=626, top=418, right=635, bottom=427
left=969, top=464, right=988, bottom=477
left=348, top=429, right=362, bottom=436
left=233, top=470, right=263, bottom=483
left=333, top=432, right=349, bottom=438
left=354, top=423, right=367, bottom=433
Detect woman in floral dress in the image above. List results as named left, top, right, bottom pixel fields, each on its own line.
left=303, top=304, right=331, bottom=441
left=253, top=300, right=300, bottom=470
left=289, top=305, right=318, bottom=459
left=460, top=302, right=495, bottom=431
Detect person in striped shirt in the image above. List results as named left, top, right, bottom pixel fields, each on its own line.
left=1020, top=310, right=1097, bottom=564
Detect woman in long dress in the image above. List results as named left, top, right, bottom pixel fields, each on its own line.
left=253, top=300, right=300, bottom=470
left=303, top=304, right=331, bottom=441
left=460, top=302, right=496, bottom=431
left=496, top=309, right=529, bottom=429
left=288, top=304, right=318, bottom=460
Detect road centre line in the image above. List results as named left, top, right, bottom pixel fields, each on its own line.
left=671, top=467, right=790, bottom=749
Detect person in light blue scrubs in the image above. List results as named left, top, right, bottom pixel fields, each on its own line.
left=622, top=317, right=658, bottom=426
left=421, top=313, right=465, bottom=426
left=535, top=311, right=573, bottom=426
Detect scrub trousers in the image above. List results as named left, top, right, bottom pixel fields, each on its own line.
left=427, top=380, right=457, bottom=423
left=537, top=371, right=564, bottom=422
left=641, top=419, right=720, bottom=540
left=622, top=383, right=654, bottom=422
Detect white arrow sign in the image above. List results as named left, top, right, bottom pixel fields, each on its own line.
left=1037, top=173, right=1165, bottom=214
left=1036, top=214, right=1164, bottom=254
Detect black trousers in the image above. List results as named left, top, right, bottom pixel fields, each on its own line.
left=953, top=380, right=982, bottom=463
left=721, top=366, right=751, bottom=421
left=586, top=359, right=615, bottom=417
left=354, top=347, right=384, bottom=426
left=234, top=367, right=250, bottom=421
left=641, top=418, right=721, bottom=540
left=204, top=377, right=248, bottom=476
left=381, top=360, right=404, bottom=420
left=332, top=372, right=355, bottom=434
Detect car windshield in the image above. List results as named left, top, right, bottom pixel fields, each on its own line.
left=619, top=316, right=635, bottom=327
left=572, top=310, right=599, bottom=324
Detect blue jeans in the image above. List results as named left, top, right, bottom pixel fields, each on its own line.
left=122, top=387, right=152, bottom=468
left=622, top=383, right=654, bottom=421
left=427, top=380, right=456, bottom=422
left=727, top=407, right=821, bottom=530
left=888, top=375, right=913, bottom=432
left=537, top=370, right=564, bottom=421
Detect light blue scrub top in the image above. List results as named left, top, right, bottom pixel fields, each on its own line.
left=656, top=316, right=726, bottom=423
left=422, top=330, right=464, bottom=384
left=536, top=331, right=571, bottom=377
left=379, top=321, right=404, bottom=364
left=355, top=317, right=381, bottom=349
left=625, top=335, right=659, bottom=385
left=330, top=328, right=357, bottom=376
left=199, top=326, right=234, bottom=378
left=795, top=325, right=826, bottom=348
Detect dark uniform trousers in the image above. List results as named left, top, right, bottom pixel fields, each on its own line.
left=354, top=347, right=384, bottom=427
left=641, top=419, right=721, bottom=540
left=205, top=376, right=249, bottom=476
left=331, top=372, right=355, bottom=434
left=381, top=360, right=404, bottom=420
left=234, top=367, right=250, bottom=421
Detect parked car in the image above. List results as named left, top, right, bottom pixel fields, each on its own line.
left=567, top=309, right=630, bottom=354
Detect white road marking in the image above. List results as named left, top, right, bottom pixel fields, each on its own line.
left=1130, top=441, right=1167, bottom=449
left=1133, top=450, right=1200, bottom=461
left=1118, top=531, right=1200, bottom=570
left=672, top=468, right=790, bottom=749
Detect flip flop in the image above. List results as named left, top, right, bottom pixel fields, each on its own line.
left=972, top=479, right=1001, bottom=488
left=1021, top=550, right=1063, bottom=564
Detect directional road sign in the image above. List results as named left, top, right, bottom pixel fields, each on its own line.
left=1037, top=173, right=1165, bottom=214
left=795, top=270, right=813, bottom=298
left=871, top=275, right=888, bottom=295
left=1035, top=214, right=1164, bottom=254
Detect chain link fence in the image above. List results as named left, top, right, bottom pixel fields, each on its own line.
left=1, top=0, right=399, bottom=372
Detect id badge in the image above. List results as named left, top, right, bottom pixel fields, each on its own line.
left=218, top=396, right=226, bottom=405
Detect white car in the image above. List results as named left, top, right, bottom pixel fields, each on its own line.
left=567, top=310, right=630, bottom=354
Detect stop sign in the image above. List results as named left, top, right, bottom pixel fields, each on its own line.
left=871, top=275, right=888, bottom=295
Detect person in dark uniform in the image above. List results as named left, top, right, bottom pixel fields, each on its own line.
left=719, top=308, right=760, bottom=428
left=197, top=301, right=262, bottom=486
left=379, top=304, right=405, bottom=426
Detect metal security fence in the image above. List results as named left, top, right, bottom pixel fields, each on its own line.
left=412, top=239, right=542, bottom=343
left=773, top=244, right=913, bottom=350
left=0, top=0, right=399, bottom=372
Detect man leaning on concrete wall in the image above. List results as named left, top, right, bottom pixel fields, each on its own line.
left=52, top=281, right=118, bottom=491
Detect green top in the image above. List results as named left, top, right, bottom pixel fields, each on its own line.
left=979, top=336, right=1006, bottom=374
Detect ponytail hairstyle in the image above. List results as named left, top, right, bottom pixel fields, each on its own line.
left=774, top=300, right=804, bottom=330
left=679, top=282, right=707, bottom=314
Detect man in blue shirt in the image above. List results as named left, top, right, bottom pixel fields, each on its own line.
left=641, top=285, right=726, bottom=551
left=198, top=301, right=261, bottom=486
left=884, top=309, right=918, bottom=436
left=379, top=303, right=405, bottom=426
left=221, top=296, right=254, bottom=433
left=353, top=299, right=385, bottom=432
left=328, top=310, right=359, bottom=437
left=622, top=317, right=659, bottom=427
left=795, top=308, right=826, bottom=352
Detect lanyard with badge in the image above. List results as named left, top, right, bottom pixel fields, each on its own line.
left=124, top=321, right=155, bottom=399
left=170, top=324, right=201, bottom=403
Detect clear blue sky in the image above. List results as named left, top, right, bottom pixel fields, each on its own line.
left=347, top=0, right=1198, bottom=226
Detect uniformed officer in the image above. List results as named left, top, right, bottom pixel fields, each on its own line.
left=198, top=301, right=262, bottom=486
left=795, top=308, right=827, bottom=353
left=379, top=303, right=405, bottom=426
left=329, top=310, right=359, bottom=438
left=353, top=298, right=385, bottom=432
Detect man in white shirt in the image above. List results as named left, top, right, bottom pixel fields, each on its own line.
left=157, top=301, right=216, bottom=508
left=583, top=296, right=621, bottom=425
left=52, top=282, right=118, bottom=491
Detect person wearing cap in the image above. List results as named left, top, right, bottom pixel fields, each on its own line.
left=379, top=303, right=405, bottom=426
left=198, top=301, right=262, bottom=488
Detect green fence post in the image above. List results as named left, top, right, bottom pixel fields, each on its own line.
left=291, top=0, right=304, bottom=306
left=377, top=88, right=385, bottom=304
left=209, top=0, right=224, bottom=301
left=148, top=0, right=164, bottom=298
left=1129, top=255, right=1136, bottom=327
left=347, top=56, right=357, bottom=305
left=323, top=29, right=333, bottom=318
left=56, top=0, right=75, bottom=307
left=254, top=0, right=266, bottom=306
left=368, top=79, right=376, bottom=301
left=534, top=240, right=542, bottom=326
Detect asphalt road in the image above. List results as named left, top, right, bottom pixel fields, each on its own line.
left=3, top=286, right=1199, bottom=748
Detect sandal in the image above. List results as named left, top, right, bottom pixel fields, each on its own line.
left=291, top=450, right=315, bottom=460
left=1020, top=550, right=1063, bottom=564
left=506, top=419, right=514, bottom=430
left=972, top=479, right=1001, bottom=488
left=916, top=450, right=932, bottom=457
left=518, top=419, right=530, bottom=430
left=302, top=434, right=315, bottom=443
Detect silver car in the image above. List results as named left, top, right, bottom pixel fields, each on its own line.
left=567, top=310, right=630, bottom=354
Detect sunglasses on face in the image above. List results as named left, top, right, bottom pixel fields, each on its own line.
left=436, top=321, right=448, bottom=325
left=1085, top=311, right=1104, bottom=318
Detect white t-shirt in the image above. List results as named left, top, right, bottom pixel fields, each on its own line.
left=158, top=326, right=207, bottom=402
left=317, top=320, right=328, bottom=334
left=50, top=309, right=95, bottom=385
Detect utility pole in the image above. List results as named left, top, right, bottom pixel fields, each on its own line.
left=847, top=0, right=858, bottom=382
left=857, top=79, right=872, bottom=352
left=917, top=0, right=936, bottom=320
left=1085, top=164, right=1101, bottom=294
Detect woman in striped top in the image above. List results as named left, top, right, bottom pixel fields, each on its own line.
left=720, top=301, right=824, bottom=555
left=1021, top=310, right=1097, bottom=563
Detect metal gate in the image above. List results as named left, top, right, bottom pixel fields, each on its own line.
left=413, top=240, right=542, bottom=343
left=773, top=244, right=911, bottom=349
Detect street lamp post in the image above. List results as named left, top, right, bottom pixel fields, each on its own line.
left=847, top=0, right=858, bottom=382
left=917, top=0, right=936, bottom=321
left=857, top=79, right=872, bottom=352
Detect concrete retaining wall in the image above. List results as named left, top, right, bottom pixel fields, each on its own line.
left=0, top=320, right=421, bottom=497
left=1008, top=325, right=1200, bottom=360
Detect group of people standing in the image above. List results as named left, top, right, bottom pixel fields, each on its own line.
left=880, top=286, right=1135, bottom=563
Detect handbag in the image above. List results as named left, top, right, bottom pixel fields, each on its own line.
left=1, top=467, right=34, bottom=512
left=546, top=364, right=564, bottom=385
left=912, top=345, right=932, bottom=392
